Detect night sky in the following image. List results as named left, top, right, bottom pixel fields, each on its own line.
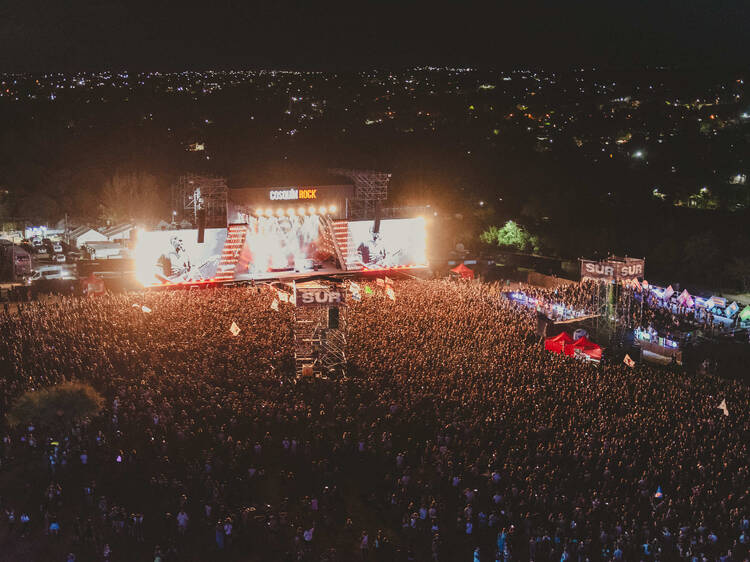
left=0, top=0, right=748, bottom=71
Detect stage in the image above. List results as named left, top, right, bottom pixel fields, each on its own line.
left=143, top=263, right=426, bottom=290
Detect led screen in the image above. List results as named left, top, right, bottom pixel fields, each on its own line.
left=134, top=229, right=226, bottom=285
left=347, top=218, right=427, bottom=269
left=233, top=215, right=325, bottom=275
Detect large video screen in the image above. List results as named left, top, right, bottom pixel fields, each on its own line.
left=134, top=229, right=226, bottom=285
left=347, top=218, right=427, bottom=269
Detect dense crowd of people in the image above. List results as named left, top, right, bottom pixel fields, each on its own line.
left=509, top=280, right=744, bottom=344
left=0, top=280, right=748, bottom=561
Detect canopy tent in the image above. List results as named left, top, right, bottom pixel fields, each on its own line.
left=567, top=336, right=603, bottom=361
left=450, top=263, right=475, bottom=279
left=544, top=332, right=575, bottom=354
left=81, top=274, right=105, bottom=296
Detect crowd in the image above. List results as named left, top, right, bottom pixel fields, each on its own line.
left=0, top=280, right=748, bottom=561
left=509, top=280, right=743, bottom=343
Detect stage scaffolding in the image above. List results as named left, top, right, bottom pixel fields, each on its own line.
left=328, top=168, right=390, bottom=220
left=292, top=283, right=347, bottom=378
left=171, top=174, right=228, bottom=227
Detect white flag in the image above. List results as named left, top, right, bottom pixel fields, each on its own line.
left=141, top=305, right=152, bottom=313
left=349, top=281, right=360, bottom=293
left=623, top=354, right=635, bottom=368
left=718, top=399, right=729, bottom=417
left=230, top=321, right=241, bottom=336
left=132, top=303, right=140, bottom=309
left=384, top=276, right=393, bottom=286
left=385, top=286, right=395, bottom=301
left=271, top=299, right=279, bottom=311
left=278, top=291, right=289, bottom=303
left=376, top=278, right=385, bottom=286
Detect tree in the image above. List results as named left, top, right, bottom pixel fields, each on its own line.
left=725, top=257, right=750, bottom=292
left=480, top=220, right=540, bottom=253
left=7, top=382, right=103, bottom=430
left=98, top=172, right=167, bottom=225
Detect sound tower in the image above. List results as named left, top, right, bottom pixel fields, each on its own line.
left=197, top=209, right=206, bottom=243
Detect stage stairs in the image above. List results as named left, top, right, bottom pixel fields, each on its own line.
left=321, top=215, right=350, bottom=271
left=215, top=224, right=247, bottom=282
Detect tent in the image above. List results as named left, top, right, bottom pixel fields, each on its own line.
left=740, top=305, right=750, bottom=322
left=568, top=336, right=603, bottom=361
left=81, top=274, right=105, bottom=296
left=450, top=263, right=474, bottom=279
left=545, top=332, right=575, bottom=354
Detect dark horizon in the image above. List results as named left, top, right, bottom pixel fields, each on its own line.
left=1, top=0, right=749, bottom=73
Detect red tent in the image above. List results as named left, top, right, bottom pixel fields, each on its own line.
left=81, top=274, right=105, bottom=296
left=450, top=263, right=474, bottom=279
left=568, top=336, right=602, bottom=361
left=544, top=332, right=575, bottom=354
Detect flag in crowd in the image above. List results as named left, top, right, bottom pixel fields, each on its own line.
left=677, top=289, right=694, bottom=307
left=384, top=276, right=393, bottom=286
left=141, top=305, right=152, bottom=313
left=270, top=299, right=279, bottom=311
left=278, top=291, right=289, bottom=303
left=726, top=301, right=739, bottom=317
left=718, top=399, right=729, bottom=417
left=385, top=286, right=396, bottom=301
left=623, top=354, right=635, bottom=368
left=364, top=286, right=374, bottom=295
left=230, top=321, right=241, bottom=336
left=376, top=278, right=385, bottom=287
left=654, top=486, right=664, bottom=499
left=349, top=281, right=360, bottom=293
left=132, top=303, right=140, bottom=309
left=351, top=290, right=361, bottom=302
left=664, top=285, right=674, bottom=300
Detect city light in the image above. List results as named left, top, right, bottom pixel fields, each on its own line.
left=633, top=150, right=644, bottom=159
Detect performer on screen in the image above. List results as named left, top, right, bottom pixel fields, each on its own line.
left=155, top=235, right=204, bottom=283
left=357, top=228, right=401, bottom=267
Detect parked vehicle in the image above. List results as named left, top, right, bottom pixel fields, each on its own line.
left=30, top=266, right=75, bottom=280
left=53, top=254, right=66, bottom=263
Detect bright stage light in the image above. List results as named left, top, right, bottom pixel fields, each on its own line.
left=276, top=208, right=284, bottom=217
left=264, top=208, right=273, bottom=217
left=308, top=206, right=316, bottom=214
left=328, top=204, right=337, bottom=213
left=255, top=208, right=263, bottom=216
left=297, top=207, right=306, bottom=215
left=286, top=208, right=295, bottom=216
left=318, top=206, right=327, bottom=214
